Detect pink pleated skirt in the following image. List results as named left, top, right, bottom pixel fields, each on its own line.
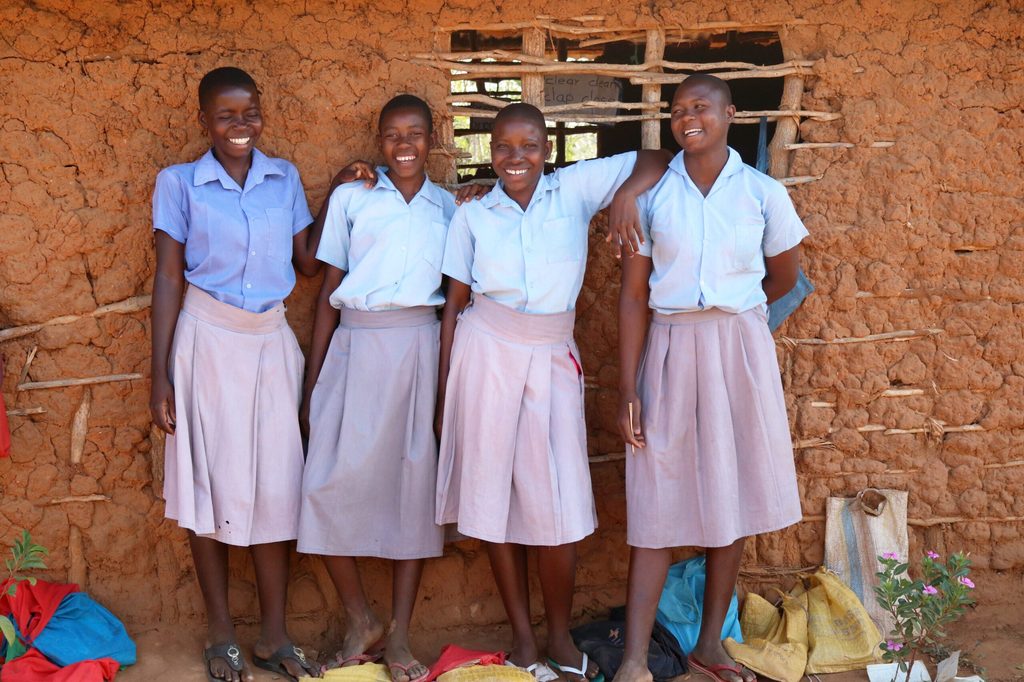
left=298, top=306, right=444, bottom=559
left=627, top=306, right=802, bottom=549
left=163, top=287, right=305, bottom=547
left=436, top=295, right=597, bottom=546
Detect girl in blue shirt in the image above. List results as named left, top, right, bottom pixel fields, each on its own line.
left=150, top=67, right=329, bottom=682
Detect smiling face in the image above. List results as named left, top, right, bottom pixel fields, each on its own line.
left=379, top=106, right=431, bottom=182
left=490, top=116, right=551, bottom=206
left=669, top=78, right=735, bottom=155
left=199, top=84, right=263, bottom=163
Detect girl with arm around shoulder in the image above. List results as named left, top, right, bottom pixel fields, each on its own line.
left=614, top=75, right=805, bottom=682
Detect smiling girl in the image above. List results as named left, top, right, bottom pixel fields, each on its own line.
left=434, top=103, right=669, bottom=682
left=296, top=95, right=460, bottom=682
left=151, top=67, right=323, bottom=682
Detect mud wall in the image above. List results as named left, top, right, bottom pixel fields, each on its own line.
left=1, top=0, right=1022, bottom=642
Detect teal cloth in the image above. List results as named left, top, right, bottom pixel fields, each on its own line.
left=655, top=556, right=743, bottom=654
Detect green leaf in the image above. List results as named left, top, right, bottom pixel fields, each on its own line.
left=0, top=615, right=16, bottom=647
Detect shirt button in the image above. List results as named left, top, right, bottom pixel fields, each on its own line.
left=246, top=283, right=253, bottom=289
left=250, top=250, right=256, bottom=256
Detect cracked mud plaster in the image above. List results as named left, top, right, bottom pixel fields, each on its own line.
left=1, top=0, right=1023, bottom=639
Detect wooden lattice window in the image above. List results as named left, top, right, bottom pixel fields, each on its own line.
left=413, top=18, right=841, bottom=186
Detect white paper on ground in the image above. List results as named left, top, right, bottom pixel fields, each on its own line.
left=867, top=661, right=933, bottom=682
left=936, top=652, right=960, bottom=682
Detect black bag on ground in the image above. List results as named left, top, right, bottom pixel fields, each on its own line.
left=571, top=608, right=687, bottom=682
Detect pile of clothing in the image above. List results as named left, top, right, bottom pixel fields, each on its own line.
left=0, top=579, right=136, bottom=681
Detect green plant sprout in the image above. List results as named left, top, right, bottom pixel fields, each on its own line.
left=1, top=530, right=49, bottom=663
left=874, top=550, right=975, bottom=682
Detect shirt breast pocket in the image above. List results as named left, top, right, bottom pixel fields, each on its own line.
left=544, top=216, right=583, bottom=264
left=265, top=208, right=294, bottom=262
left=733, top=217, right=765, bottom=271
left=423, top=221, right=447, bottom=271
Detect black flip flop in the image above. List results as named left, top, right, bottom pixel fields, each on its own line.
left=204, top=642, right=244, bottom=682
left=253, top=643, right=318, bottom=681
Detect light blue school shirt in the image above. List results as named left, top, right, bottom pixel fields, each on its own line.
left=152, top=148, right=314, bottom=313
left=316, top=168, right=457, bottom=311
left=442, top=152, right=637, bottom=314
left=637, top=148, right=808, bottom=315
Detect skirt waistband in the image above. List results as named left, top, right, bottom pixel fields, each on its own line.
left=462, top=294, right=574, bottom=345
left=652, top=305, right=765, bottom=326
left=340, top=306, right=438, bottom=329
left=182, top=286, right=287, bottom=334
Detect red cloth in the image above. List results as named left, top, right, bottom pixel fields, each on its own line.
left=426, top=644, right=506, bottom=681
left=1, top=648, right=119, bottom=681
left=0, top=580, right=79, bottom=643
left=1, top=356, right=11, bottom=458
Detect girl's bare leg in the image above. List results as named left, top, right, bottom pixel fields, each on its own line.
left=487, top=542, right=539, bottom=665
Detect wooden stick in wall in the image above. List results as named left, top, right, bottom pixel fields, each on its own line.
left=70, top=388, right=91, bottom=464
left=642, top=29, right=665, bottom=150
left=5, top=406, right=45, bottom=417
left=18, top=373, right=143, bottom=391
left=0, top=295, right=151, bottom=344
left=68, top=525, right=86, bottom=587
left=433, top=30, right=458, bottom=186
left=768, top=31, right=805, bottom=178
left=435, top=19, right=808, bottom=36
left=521, top=28, right=546, bottom=107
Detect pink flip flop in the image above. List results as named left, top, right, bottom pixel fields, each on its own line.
left=388, top=660, right=430, bottom=682
left=687, top=654, right=754, bottom=682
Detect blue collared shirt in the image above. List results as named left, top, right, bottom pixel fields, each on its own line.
left=442, top=152, right=637, bottom=314
left=637, top=148, right=808, bottom=315
left=152, top=148, right=314, bottom=312
left=316, top=168, right=457, bottom=311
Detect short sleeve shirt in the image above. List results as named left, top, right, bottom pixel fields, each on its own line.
left=152, top=148, right=313, bottom=313
left=637, top=148, right=808, bottom=314
left=315, top=169, right=457, bottom=311
left=442, top=152, right=637, bottom=314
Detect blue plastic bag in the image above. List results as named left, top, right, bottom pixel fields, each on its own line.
left=655, top=555, right=743, bottom=654
left=32, top=592, right=136, bottom=667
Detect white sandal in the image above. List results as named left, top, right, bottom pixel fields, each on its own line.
left=506, top=659, right=560, bottom=681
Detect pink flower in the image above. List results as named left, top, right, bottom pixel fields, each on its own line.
left=923, top=585, right=938, bottom=595
left=886, top=640, right=904, bottom=652
left=958, top=576, right=975, bottom=589
left=882, top=552, right=898, bottom=560
left=926, top=551, right=940, bottom=559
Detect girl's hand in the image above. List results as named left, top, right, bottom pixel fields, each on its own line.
left=454, top=182, right=492, bottom=205
left=618, top=393, right=645, bottom=450
left=150, top=377, right=176, bottom=435
left=334, top=161, right=376, bottom=189
left=607, top=188, right=644, bottom=258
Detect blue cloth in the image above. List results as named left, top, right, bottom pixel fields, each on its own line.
left=152, top=148, right=314, bottom=313
left=655, top=556, right=743, bottom=654
left=31, top=592, right=136, bottom=667
left=768, top=267, right=814, bottom=332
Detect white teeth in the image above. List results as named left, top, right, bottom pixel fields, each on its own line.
left=506, top=169, right=527, bottom=175
left=396, top=155, right=416, bottom=162
left=228, top=137, right=251, bottom=145
left=684, top=129, right=702, bottom=137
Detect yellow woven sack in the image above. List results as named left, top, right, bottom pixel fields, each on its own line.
left=438, top=664, right=534, bottom=681
left=803, top=567, right=882, bottom=673
left=724, top=590, right=809, bottom=682
left=317, top=663, right=391, bottom=681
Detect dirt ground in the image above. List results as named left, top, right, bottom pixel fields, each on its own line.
left=118, top=602, right=1024, bottom=682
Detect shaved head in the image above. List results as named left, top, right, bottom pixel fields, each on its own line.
left=674, top=74, right=733, bottom=106
left=494, top=102, right=547, bottom=132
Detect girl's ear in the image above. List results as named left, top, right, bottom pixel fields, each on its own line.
left=430, top=128, right=438, bottom=150
left=198, top=109, right=209, bottom=134
left=725, top=103, right=737, bottom=121
left=545, top=138, right=554, bottom=162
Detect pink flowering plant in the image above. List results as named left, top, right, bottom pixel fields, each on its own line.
left=874, top=551, right=975, bottom=682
